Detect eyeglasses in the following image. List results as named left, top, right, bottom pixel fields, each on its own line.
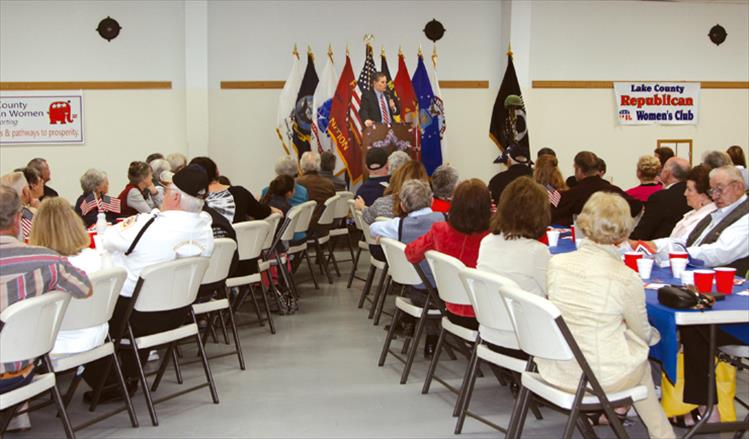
left=707, top=181, right=738, bottom=198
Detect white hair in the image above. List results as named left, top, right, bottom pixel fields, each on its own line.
left=0, top=172, right=28, bottom=197
left=275, top=155, right=299, bottom=177
left=150, top=159, right=171, bottom=184
left=166, top=153, right=188, bottom=172
left=299, top=151, right=321, bottom=174
left=399, top=179, right=433, bottom=213
left=79, top=168, right=107, bottom=193
left=709, top=165, right=743, bottom=183
left=387, top=151, right=410, bottom=175
left=169, top=184, right=204, bottom=212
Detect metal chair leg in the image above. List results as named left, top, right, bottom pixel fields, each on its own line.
left=191, top=310, right=219, bottom=404
left=358, top=265, right=376, bottom=309
left=401, top=307, right=429, bottom=385
left=88, top=355, right=114, bottom=412
left=315, top=241, right=334, bottom=284
left=246, top=285, right=265, bottom=326
left=225, top=294, right=246, bottom=370
left=257, top=280, right=276, bottom=334
left=347, top=246, right=363, bottom=288
left=172, top=347, right=183, bottom=384
left=46, top=357, right=76, bottom=439
left=453, top=341, right=479, bottom=417
left=373, top=276, right=393, bottom=326
left=303, top=250, right=320, bottom=289
left=422, top=326, right=446, bottom=394
left=378, top=308, right=402, bottom=366
left=128, top=326, right=158, bottom=426
left=506, top=385, right=532, bottom=439
left=368, top=267, right=389, bottom=319
left=454, top=351, right=480, bottom=433
left=328, top=240, right=341, bottom=277
left=110, top=351, right=139, bottom=427
left=217, top=311, right=229, bottom=344
left=151, top=343, right=176, bottom=391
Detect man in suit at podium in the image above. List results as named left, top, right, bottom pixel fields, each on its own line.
left=360, top=72, right=400, bottom=128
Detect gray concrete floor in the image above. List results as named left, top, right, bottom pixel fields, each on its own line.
left=6, top=257, right=748, bottom=438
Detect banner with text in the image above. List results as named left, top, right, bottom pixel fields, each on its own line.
left=614, top=82, right=699, bottom=125
left=0, top=91, right=84, bottom=145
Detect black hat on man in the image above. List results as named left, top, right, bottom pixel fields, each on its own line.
left=172, top=164, right=209, bottom=198
left=366, top=148, right=388, bottom=171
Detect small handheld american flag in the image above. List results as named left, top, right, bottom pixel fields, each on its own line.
left=545, top=184, right=561, bottom=207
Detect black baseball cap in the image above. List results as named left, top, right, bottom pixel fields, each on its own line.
left=172, top=164, right=209, bottom=198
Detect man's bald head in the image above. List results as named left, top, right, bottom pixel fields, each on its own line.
left=661, top=157, right=691, bottom=185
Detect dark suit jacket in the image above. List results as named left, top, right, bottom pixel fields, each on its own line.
left=488, top=164, right=532, bottom=204
left=630, top=181, right=690, bottom=240
left=359, top=89, right=400, bottom=124
left=551, top=176, right=643, bottom=226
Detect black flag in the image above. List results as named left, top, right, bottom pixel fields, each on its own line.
left=381, top=49, right=393, bottom=89
left=292, top=52, right=319, bottom=157
left=489, top=51, right=529, bottom=163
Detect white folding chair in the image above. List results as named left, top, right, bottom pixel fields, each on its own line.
left=454, top=268, right=535, bottom=434
left=262, top=207, right=304, bottom=300
left=306, top=194, right=340, bottom=284
left=329, top=191, right=356, bottom=267
left=377, top=238, right=441, bottom=385
left=354, top=209, right=389, bottom=324
left=346, top=200, right=370, bottom=288
left=191, top=238, right=245, bottom=369
left=421, top=252, right=478, bottom=412
left=0, top=292, right=73, bottom=438
left=498, top=284, right=648, bottom=439
left=286, top=200, right=320, bottom=290
left=50, top=267, right=139, bottom=431
left=227, top=220, right=275, bottom=334
left=116, top=257, right=215, bottom=427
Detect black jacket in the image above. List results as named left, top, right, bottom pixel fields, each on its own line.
left=552, top=176, right=643, bottom=226
left=488, top=164, right=532, bottom=204
left=630, top=181, right=691, bottom=240
left=359, top=89, right=400, bottom=125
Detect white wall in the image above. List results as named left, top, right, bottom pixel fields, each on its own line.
left=526, top=0, right=749, bottom=189
left=207, top=0, right=504, bottom=192
left=0, top=1, right=187, bottom=200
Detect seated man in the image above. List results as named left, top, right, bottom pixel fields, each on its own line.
left=0, top=185, right=91, bottom=430
left=369, top=180, right=445, bottom=357
left=488, top=144, right=532, bottom=205
left=319, top=151, right=346, bottom=191
left=630, top=157, right=691, bottom=240
left=26, top=158, right=58, bottom=200
left=82, top=165, right=215, bottom=401
left=296, top=151, right=336, bottom=237
left=355, top=148, right=390, bottom=206
left=552, top=151, right=642, bottom=226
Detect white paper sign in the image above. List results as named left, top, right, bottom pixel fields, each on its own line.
left=0, top=91, right=84, bottom=145
left=614, top=82, right=700, bottom=125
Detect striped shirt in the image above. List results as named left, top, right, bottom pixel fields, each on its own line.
left=0, top=235, right=91, bottom=375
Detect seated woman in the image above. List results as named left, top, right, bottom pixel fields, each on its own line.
left=533, top=154, right=567, bottom=207
left=405, top=179, right=490, bottom=330
left=29, top=198, right=105, bottom=355
left=536, top=192, right=675, bottom=437
left=370, top=179, right=445, bottom=356
left=354, top=160, right=429, bottom=224
left=117, top=161, right=163, bottom=216
left=75, top=168, right=122, bottom=228
left=429, top=164, right=459, bottom=213
left=261, top=174, right=295, bottom=251
left=477, top=176, right=551, bottom=298
left=626, top=155, right=663, bottom=202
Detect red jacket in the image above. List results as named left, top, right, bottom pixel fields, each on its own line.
left=405, top=222, right=488, bottom=317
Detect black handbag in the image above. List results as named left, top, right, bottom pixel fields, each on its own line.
left=657, top=285, right=714, bottom=309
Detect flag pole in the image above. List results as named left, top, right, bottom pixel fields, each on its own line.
left=327, top=43, right=333, bottom=61
left=293, top=44, right=299, bottom=59
left=431, top=45, right=438, bottom=69
left=276, top=128, right=291, bottom=155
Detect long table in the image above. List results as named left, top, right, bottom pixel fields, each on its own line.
left=549, top=232, right=749, bottom=437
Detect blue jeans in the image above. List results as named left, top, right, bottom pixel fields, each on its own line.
left=0, top=369, right=35, bottom=394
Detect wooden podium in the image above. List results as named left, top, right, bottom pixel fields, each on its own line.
left=361, top=122, right=418, bottom=178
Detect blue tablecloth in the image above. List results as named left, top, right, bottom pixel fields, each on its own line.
left=547, top=229, right=749, bottom=383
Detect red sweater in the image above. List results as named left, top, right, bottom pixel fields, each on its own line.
left=404, top=222, right=488, bottom=317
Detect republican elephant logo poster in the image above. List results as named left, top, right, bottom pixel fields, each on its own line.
left=0, top=90, right=84, bottom=145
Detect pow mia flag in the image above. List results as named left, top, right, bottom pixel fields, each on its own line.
left=489, top=51, right=530, bottom=163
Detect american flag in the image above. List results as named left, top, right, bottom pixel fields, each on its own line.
left=545, top=184, right=561, bottom=207
left=21, top=208, right=33, bottom=238
left=349, top=45, right=376, bottom=157
left=357, top=45, right=376, bottom=92
left=99, top=195, right=121, bottom=214
left=79, top=194, right=99, bottom=216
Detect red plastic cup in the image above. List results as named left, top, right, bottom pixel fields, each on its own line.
left=693, top=269, right=715, bottom=293
left=571, top=225, right=576, bottom=243
left=669, top=251, right=689, bottom=260
left=624, top=252, right=643, bottom=271
left=714, top=267, right=736, bottom=294
left=88, top=231, right=97, bottom=249
left=538, top=233, right=548, bottom=245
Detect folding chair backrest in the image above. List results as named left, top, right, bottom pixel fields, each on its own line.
left=233, top=220, right=271, bottom=261
left=261, top=213, right=283, bottom=251
left=497, top=282, right=574, bottom=361
left=61, top=267, right=126, bottom=331
left=134, top=257, right=210, bottom=313
left=316, top=195, right=340, bottom=227
left=334, top=192, right=355, bottom=219
left=460, top=268, right=521, bottom=348
left=425, top=251, right=472, bottom=306
left=379, top=238, right=421, bottom=286
left=201, top=238, right=237, bottom=285
left=280, top=204, right=304, bottom=241
left=0, top=291, right=71, bottom=363
left=293, top=200, right=317, bottom=233
left=355, top=210, right=378, bottom=245
left=348, top=200, right=363, bottom=231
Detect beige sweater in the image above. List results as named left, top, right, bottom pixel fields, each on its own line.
left=536, top=240, right=660, bottom=390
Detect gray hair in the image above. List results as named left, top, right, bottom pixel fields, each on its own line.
left=702, top=150, right=733, bottom=170
left=399, top=179, right=433, bottom=214
left=709, top=165, right=743, bottom=184
left=0, top=185, right=22, bottom=229
left=169, top=184, right=204, bottom=212
left=275, top=155, right=299, bottom=177
left=665, top=157, right=690, bottom=181
left=150, top=159, right=171, bottom=184
left=79, top=168, right=108, bottom=193
left=431, top=165, right=459, bottom=200
left=300, top=151, right=321, bottom=174
left=166, top=153, right=188, bottom=172
left=0, top=172, right=28, bottom=197
left=387, top=151, right=410, bottom=175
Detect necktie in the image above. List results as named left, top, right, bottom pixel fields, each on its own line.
left=379, top=94, right=390, bottom=124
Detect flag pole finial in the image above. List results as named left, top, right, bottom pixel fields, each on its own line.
left=398, top=45, right=403, bottom=56
left=292, top=44, right=299, bottom=59
left=307, top=44, right=314, bottom=61
left=507, top=42, right=513, bottom=57
left=381, top=45, right=386, bottom=57
left=418, top=45, right=423, bottom=57
left=363, top=33, right=375, bottom=48
left=327, top=43, right=333, bottom=60
left=431, top=44, right=438, bottom=68
left=346, top=45, right=350, bottom=57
